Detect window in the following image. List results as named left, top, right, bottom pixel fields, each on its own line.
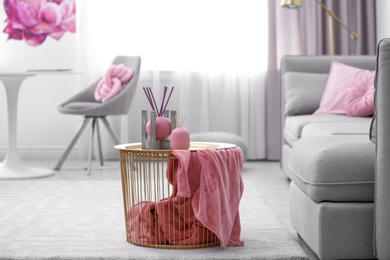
left=79, top=0, right=268, bottom=72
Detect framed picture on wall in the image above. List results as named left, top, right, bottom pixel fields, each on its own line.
left=2, top=0, right=76, bottom=46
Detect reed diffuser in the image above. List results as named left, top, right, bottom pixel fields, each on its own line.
left=170, top=116, right=190, bottom=150
left=143, top=86, right=174, bottom=140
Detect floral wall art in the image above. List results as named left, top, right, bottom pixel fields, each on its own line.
left=2, top=0, right=76, bottom=46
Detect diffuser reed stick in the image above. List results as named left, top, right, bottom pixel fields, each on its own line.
left=143, top=86, right=175, bottom=117
left=175, top=115, right=186, bottom=128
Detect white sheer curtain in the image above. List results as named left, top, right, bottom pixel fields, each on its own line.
left=77, top=0, right=268, bottom=160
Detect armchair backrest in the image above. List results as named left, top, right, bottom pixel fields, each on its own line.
left=60, top=56, right=141, bottom=116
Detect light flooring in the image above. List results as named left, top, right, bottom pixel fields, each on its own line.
left=16, top=159, right=319, bottom=260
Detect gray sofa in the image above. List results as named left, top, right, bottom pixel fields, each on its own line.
left=281, top=55, right=376, bottom=179
left=280, top=55, right=378, bottom=259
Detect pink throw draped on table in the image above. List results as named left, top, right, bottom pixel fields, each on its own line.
left=127, top=147, right=244, bottom=248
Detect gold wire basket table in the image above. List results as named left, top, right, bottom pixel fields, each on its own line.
left=115, top=142, right=237, bottom=249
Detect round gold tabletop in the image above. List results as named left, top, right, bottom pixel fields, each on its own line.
left=114, top=141, right=237, bottom=152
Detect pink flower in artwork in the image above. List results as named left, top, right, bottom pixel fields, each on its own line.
left=3, top=0, right=76, bottom=46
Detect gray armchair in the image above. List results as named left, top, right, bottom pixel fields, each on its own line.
left=54, top=56, right=141, bottom=174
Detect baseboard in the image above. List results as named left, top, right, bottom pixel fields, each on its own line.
left=0, top=146, right=80, bottom=160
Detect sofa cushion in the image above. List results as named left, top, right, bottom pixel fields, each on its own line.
left=284, top=72, right=328, bottom=116
left=284, top=115, right=371, bottom=146
left=289, top=135, right=375, bottom=202
left=301, top=122, right=370, bottom=138
left=344, top=73, right=375, bottom=117
left=94, top=64, right=133, bottom=103
left=314, top=61, right=375, bottom=115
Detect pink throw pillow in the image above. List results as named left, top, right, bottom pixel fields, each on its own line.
left=94, top=64, right=133, bottom=102
left=314, top=61, right=375, bottom=115
left=344, top=73, right=375, bottom=116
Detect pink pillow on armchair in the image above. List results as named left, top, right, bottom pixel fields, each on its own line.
left=314, top=61, right=375, bottom=115
left=344, top=73, right=375, bottom=117
left=94, top=64, right=133, bottom=102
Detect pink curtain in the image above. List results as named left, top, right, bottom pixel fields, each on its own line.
left=265, top=0, right=377, bottom=160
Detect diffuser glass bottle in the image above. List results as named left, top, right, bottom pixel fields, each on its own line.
left=170, top=116, right=190, bottom=150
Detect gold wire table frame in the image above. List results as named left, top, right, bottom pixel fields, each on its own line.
left=115, top=142, right=236, bottom=249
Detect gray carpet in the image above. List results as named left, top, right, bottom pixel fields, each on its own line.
left=0, top=178, right=308, bottom=260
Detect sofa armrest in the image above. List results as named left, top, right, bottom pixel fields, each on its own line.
left=374, top=38, right=390, bottom=260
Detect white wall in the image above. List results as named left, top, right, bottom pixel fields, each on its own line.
left=0, top=8, right=83, bottom=160
left=376, top=0, right=390, bottom=43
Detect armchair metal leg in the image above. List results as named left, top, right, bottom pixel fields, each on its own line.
left=87, top=118, right=96, bottom=175
left=56, top=116, right=120, bottom=174
left=96, top=119, right=104, bottom=166
left=54, top=117, right=92, bottom=171
left=100, top=117, right=120, bottom=144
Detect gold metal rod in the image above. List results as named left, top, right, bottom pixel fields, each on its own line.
left=120, top=151, right=129, bottom=242
left=315, top=0, right=358, bottom=40
left=314, top=0, right=359, bottom=54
